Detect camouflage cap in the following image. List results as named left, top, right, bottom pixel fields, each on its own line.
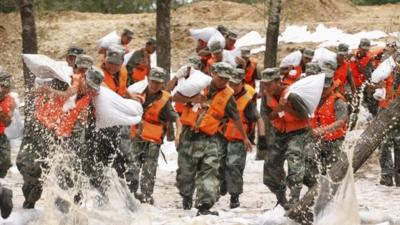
left=212, top=62, right=233, bottom=79
left=106, top=46, right=124, bottom=65
left=146, top=37, right=156, bottom=45
left=322, top=68, right=334, bottom=88
left=209, top=41, right=223, bottom=54
left=322, top=59, right=338, bottom=71
left=122, top=28, right=134, bottom=38
left=188, top=55, right=202, bottom=68
left=337, top=43, right=349, bottom=55
left=359, top=38, right=371, bottom=50
left=0, top=69, right=12, bottom=87
left=260, top=67, right=280, bottom=83
left=230, top=68, right=245, bottom=84
left=67, top=46, right=85, bottom=57
left=217, top=25, right=229, bottom=37
left=75, top=54, right=94, bottom=69
left=305, top=62, right=321, bottom=75
left=241, top=47, right=251, bottom=57
left=148, top=66, right=167, bottom=83
left=303, top=48, right=314, bottom=59
left=227, top=31, right=238, bottom=40
left=85, top=67, right=104, bottom=91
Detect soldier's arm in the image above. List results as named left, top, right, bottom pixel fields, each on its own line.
left=173, top=92, right=206, bottom=104
left=347, top=66, right=357, bottom=94
left=244, top=100, right=265, bottom=136
left=226, top=97, right=252, bottom=152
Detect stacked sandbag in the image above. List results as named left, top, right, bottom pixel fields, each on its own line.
left=95, top=87, right=143, bottom=129
left=22, top=54, right=73, bottom=85
left=285, top=73, right=325, bottom=118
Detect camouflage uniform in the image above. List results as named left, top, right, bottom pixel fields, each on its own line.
left=176, top=67, right=240, bottom=212
left=0, top=134, right=11, bottom=178
left=379, top=122, right=400, bottom=186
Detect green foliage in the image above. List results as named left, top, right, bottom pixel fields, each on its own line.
left=352, top=0, right=400, bottom=5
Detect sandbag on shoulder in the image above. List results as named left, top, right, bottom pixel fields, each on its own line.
left=174, top=69, right=212, bottom=97
left=96, top=31, right=121, bottom=49
left=190, top=27, right=218, bottom=42
left=280, top=50, right=302, bottom=68
left=313, top=47, right=337, bottom=68
left=95, top=87, right=143, bottom=129
left=371, top=56, right=396, bottom=83
left=22, top=54, right=72, bottom=85
left=285, top=73, right=325, bottom=117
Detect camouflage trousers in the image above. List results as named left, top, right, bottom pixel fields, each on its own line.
left=0, top=134, right=11, bottom=178
left=219, top=137, right=247, bottom=196
left=313, top=138, right=345, bottom=176
left=124, top=139, right=161, bottom=196
left=263, top=128, right=312, bottom=201
left=379, top=125, right=400, bottom=183
left=176, top=129, right=220, bottom=209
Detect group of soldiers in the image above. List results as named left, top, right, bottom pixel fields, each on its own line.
left=0, top=25, right=399, bottom=222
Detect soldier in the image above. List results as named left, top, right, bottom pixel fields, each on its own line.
left=66, top=46, right=86, bottom=68
left=126, top=37, right=156, bottom=84
left=225, top=31, right=237, bottom=51
left=378, top=52, right=400, bottom=186
left=0, top=69, right=14, bottom=218
left=17, top=67, right=104, bottom=209
left=220, top=68, right=267, bottom=208
left=121, top=28, right=134, bottom=53
left=312, top=67, right=349, bottom=175
left=204, top=41, right=224, bottom=75
left=239, top=47, right=260, bottom=88
left=334, top=43, right=356, bottom=99
left=174, top=62, right=252, bottom=216
left=304, top=62, right=321, bottom=77
left=124, top=67, right=181, bottom=204
left=281, top=48, right=314, bottom=85
left=261, top=67, right=312, bottom=208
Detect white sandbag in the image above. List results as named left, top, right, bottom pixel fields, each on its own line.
left=280, top=50, right=302, bottom=68
left=62, top=95, right=77, bottom=112
left=127, top=79, right=148, bottom=94
left=150, top=53, right=157, bottom=68
left=34, top=77, right=53, bottom=86
left=285, top=73, right=325, bottom=117
left=23, top=54, right=72, bottom=85
left=123, top=51, right=133, bottom=66
left=5, top=92, right=24, bottom=140
left=371, top=56, right=396, bottom=83
left=207, top=31, right=226, bottom=49
left=190, top=27, right=218, bottom=42
left=96, top=31, right=121, bottom=49
left=235, top=31, right=265, bottom=48
left=373, top=88, right=386, bottom=101
left=95, top=87, right=143, bottom=129
left=222, top=49, right=241, bottom=67
left=175, top=69, right=212, bottom=97
left=312, top=47, right=337, bottom=68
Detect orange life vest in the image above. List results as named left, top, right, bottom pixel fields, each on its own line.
left=0, top=95, right=15, bottom=134
left=224, top=85, right=256, bottom=141
left=378, top=74, right=396, bottom=109
left=132, top=64, right=149, bottom=82
left=350, top=50, right=373, bottom=88
left=334, top=61, right=351, bottom=94
left=35, top=94, right=92, bottom=137
left=101, top=65, right=128, bottom=96
left=180, top=86, right=234, bottom=136
left=130, top=91, right=171, bottom=144
left=244, top=59, right=257, bottom=88
left=282, top=65, right=302, bottom=85
left=312, top=92, right=348, bottom=141
left=266, top=88, right=310, bottom=133
left=205, top=56, right=220, bottom=75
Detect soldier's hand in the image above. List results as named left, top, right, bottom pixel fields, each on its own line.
left=244, top=138, right=253, bottom=152
left=128, top=93, right=145, bottom=104
left=257, top=136, right=268, bottom=151
left=190, top=94, right=207, bottom=104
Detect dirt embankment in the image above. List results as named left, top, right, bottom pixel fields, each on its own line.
left=1, top=0, right=399, bottom=94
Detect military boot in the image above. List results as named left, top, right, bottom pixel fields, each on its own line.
left=182, top=196, right=193, bottom=210
left=276, top=192, right=289, bottom=210
left=380, top=175, right=394, bottom=186
left=229, top=194, right=240, bottom=209
left=0, top=188, right=13, bottom=219
left=196, top=204, right=219, bottom=216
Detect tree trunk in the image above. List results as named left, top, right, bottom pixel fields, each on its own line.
left=156, top=0, right=171, bottom=81
left=264, top=0, right=282, bottom=68
left=257, top=0, right=282, bottom=160
left=286, top=97, right=400, bottom=223
left=19, top=0, right=38, bottom=130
